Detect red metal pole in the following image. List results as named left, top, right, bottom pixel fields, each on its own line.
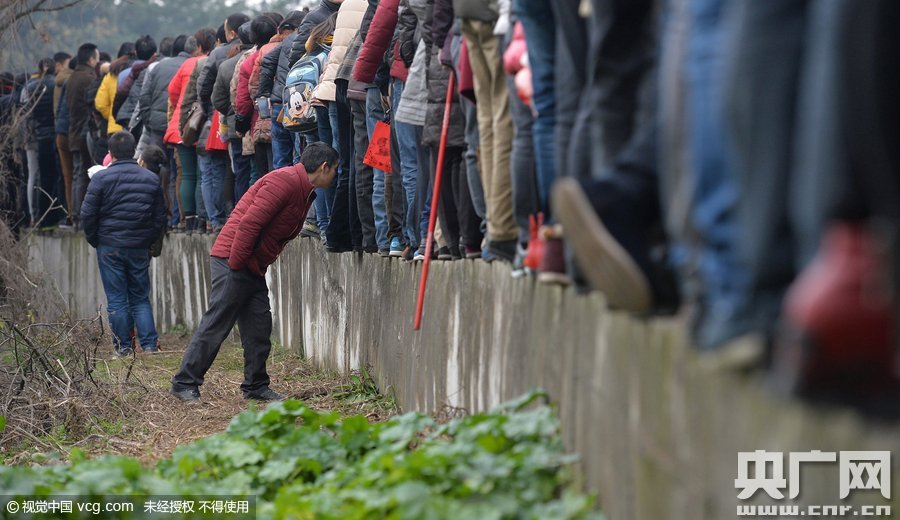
left=414, top=71, right=456, bottom=331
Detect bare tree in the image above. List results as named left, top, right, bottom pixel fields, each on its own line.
left=0, top=0, right=86, bottom=228
left=0, top=0, right=87, bottom=39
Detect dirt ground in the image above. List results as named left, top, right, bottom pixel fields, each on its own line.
left=1, top=331, right=397, bottom=466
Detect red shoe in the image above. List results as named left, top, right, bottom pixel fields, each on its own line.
left=523, top=213, right=544, bottom=273
left=774, top=223, right=898, bottom=398
left=537, top=227, right=571, bottom=286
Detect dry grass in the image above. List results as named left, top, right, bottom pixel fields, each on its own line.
left=1, top=330, right=398, bottom=466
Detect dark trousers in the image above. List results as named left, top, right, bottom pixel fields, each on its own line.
left=388, top=120, right=405, bottom=241
left=567, top=0, right=656, bottom=181
left=325, top=80, right=362, bottom=249
left=70, top=135, right=92, bottom=222
left=552, top=0, right=588, bottom=179
left=431, top=146, right=482, bottom=253
left=36, top=138, right=65, bottom=225
left=350, top=98, right=376, bottom=251
left=230, top=139, right=252, bottom=204
left=172, top=256, right=272, bottom=394
left=507, top=69, right=539, bottom=243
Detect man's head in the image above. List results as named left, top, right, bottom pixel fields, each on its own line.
left=159, top=36, right=175, bottom=57
left=183, top=36, right=198, bottom=57
left=250, top=15, right=278, bottom=48
left=172, top=34, right=188, bottom=56
left=53, top=52, right=71, bottom=74
left=108, top=131, right=136, bottom=162
left=134, top=35, right=157, bottom=60
left=194, top=28, right=217, bottom=55
left=76, top=43, right=99, bottom=67
left=216, top=25, right=227, bottom=46
left=279, top=10, right=304, bottom=34
left=224, top=13, right=251, bottom=42
left=300, top=142, right=339, bottom=188
left=234, top=22, right=252, bottom=46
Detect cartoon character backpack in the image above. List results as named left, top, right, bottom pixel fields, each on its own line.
left=281, top=47, right=329, bottom=133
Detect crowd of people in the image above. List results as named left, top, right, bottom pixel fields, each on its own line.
left=0, top=0, right=898, bottom=407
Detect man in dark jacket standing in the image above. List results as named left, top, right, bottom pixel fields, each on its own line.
left=81, top=131, right=167, bottom=356
left=23, top=58, right=63, bottom=225
left=171, top=142, right=339, bottom=402
left=67, top=43, right=99, bottom=225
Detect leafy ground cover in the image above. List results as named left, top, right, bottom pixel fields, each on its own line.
left=0, top=390, right=601, bottom=519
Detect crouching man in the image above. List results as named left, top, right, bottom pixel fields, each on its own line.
left=171, top=142, right=339, bottom=402
left=80, top=131, right=167, bottom=356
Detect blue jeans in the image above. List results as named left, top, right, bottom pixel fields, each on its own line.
left=391, top=79, right=419, bottom=246
left=97, top=245, right=158, bottom=353
left=271, top=105, right=295, bottom=169
left=167, top=146, right=180, bottom=227
left=365, top=87, right=390, bottom=251
left=229, top=139, right=252, bottom=204
left=312, top=104, right=335, bottom=232
left=686, top=0, right=751, bottom=348
left=198, top=150, right=228, bottom=227
left=515, top=0, right=557, bottom=218
left=414, top=125, right=432, bottom=245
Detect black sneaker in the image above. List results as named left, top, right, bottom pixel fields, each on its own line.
left=437, top=246, right=453, bottom=261
left=244, top=387, right=285, bottom=401
left=171, top=386, right=201, bottom=401
left=488, top=239, right=517, bottom=263
left=325, top=243, right=353, bottom=253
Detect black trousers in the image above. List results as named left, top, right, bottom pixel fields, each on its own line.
left=172, top=256, right=272, bottom=394
left=349, top=98, right=376, bottom=251
left=431, top=146, right=483, bottom=253
left=325, top=81, right=362, bottom=249
left=36, top=137, right=65, bottom=225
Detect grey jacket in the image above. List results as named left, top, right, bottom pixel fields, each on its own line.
left=452, top=0, right=499, bottom=21
left=212, top=45, right=253, bottom=140
left=140, top=52, right=190, bottom=133
left=119, top=68, right=146, bottom=127
left=197, top=40, right=239, bottom=112
left=395, top=0, right=429, bottom=126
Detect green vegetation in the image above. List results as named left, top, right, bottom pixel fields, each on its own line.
left=0, top=390, right=601, bottom=519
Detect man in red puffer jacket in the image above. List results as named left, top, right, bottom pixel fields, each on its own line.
left=171, top=142, right=338, bottom=402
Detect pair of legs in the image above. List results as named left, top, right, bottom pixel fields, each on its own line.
left=97, top=246, right=158, bottom=354
left=172, top=256, right=272, bottom=395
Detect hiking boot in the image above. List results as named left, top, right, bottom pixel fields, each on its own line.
left=537, top=233, right=572, bottom=286
left=244, top=387, right=284, bottom=401
left=389, top=236, right=404, bottom=257
left=171, top=386, right=200, bottom=402
left=488, top=239, right=517, bottom=263
left=552, top=178, right=652, bottom=313
left=300, top=221, right=320, bottom=239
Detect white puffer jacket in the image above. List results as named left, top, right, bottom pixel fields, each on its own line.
left=314, top=0, right=368, bottom=102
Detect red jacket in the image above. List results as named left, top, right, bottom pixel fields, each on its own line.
left=354, top=0, right=400, bottom=84
left=165, top=56, right=200, bottom=145
left=210, top=164, right=316, bottom=276
left=235, top=50, right=259, bottom=134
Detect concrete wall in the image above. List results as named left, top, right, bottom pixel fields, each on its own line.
left=27, top=233, right=900, bottom=519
